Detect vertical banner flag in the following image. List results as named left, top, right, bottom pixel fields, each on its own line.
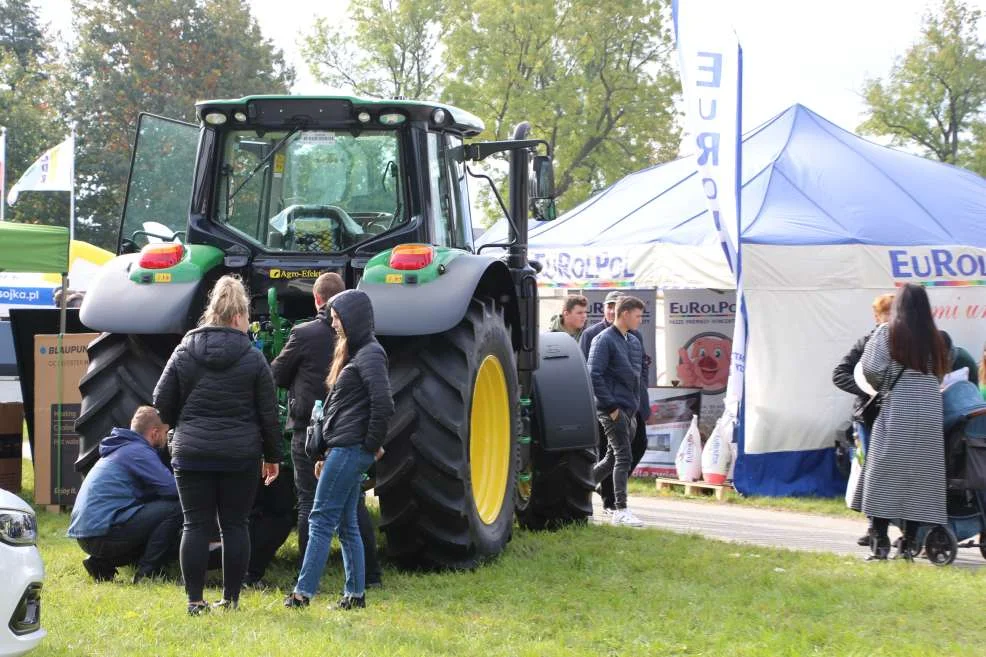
left=671, top=1, right=746, bottom=430
left=6, top=136, right=74, bottom=206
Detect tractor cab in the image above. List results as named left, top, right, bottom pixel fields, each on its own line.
left=115, top=96, right=551, bottom=320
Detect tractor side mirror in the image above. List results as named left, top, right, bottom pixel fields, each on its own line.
left=533, top=155, right=554, bottom=199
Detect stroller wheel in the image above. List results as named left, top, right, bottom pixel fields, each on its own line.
left=925, top=526, right=958, bottom=566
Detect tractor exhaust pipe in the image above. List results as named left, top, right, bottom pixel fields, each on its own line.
left=508, top=121, right=531, bottom=272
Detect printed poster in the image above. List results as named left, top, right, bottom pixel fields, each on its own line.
left=634, top=388, right=702, bottom=477
left=664, top=289, right=736, bottom=436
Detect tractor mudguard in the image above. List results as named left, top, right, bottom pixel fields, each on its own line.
left=531, top=331, right=599, bottom=452
left=80, top=246, right=222, bottom=335
left=358, top=254, right=518, bottom=337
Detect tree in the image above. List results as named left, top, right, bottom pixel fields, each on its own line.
left=0, top=1, right=69, bottom=230
left=442, top=0, right=680, bottom=224
left=859, top=0, right=986, bottom=173
left=68, top=0, right=295, bottom=250
left=301, top=0, right=444, bottom=100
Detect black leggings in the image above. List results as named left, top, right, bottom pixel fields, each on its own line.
left=175, top=466, right=260, bottom=603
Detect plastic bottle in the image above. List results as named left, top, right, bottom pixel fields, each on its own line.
left=311, top=399, right=323, bottom=422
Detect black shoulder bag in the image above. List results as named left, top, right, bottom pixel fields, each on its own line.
left=861, top=366, right=905, bottom=426
left=305, top=391, right=332, bottom=460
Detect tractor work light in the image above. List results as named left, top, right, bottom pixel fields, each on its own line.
left=431, top=108, right=447, bottom=125
left=357, top=111, right=372, bottom=123
left=233, top=111, right=248, bottom=123
left=379, top=112, right=406, bottom=126
left=389, top=244, right=434, bottom=270
left=139, top=243, right=185, bottom=269
left=204, top=111, right=227, bottom=125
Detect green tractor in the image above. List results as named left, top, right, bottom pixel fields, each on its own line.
left=74, top=96, right=598, bottom=569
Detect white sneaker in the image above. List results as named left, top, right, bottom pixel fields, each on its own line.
left=611, top=509, right=644, bottom=528
left=598, top=508, right=615, bottom=521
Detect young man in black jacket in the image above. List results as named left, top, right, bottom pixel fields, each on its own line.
left=580, top=291, right=652, bottom=516
left=588, top=296, right=648, bottom=527
left=270, top=272, right=382, bottom=586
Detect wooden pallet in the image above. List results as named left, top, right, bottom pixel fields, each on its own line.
left=655, top=478, right=733, bottom=501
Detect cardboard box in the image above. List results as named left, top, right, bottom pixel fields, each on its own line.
left=33, top=333, right=97, bottom=506
left=0, top=402, right=23, bottom=493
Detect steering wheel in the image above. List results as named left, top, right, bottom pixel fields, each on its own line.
left=362, top=213, right=395, bottom=235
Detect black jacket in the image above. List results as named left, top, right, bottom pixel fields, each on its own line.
left=580, top=320, right=651, bottom=419
left=832, top=328, right=877, bottom=426
left=319, top=290, right=394, bottom=454
left=154, top=326, right=282, bottom=466
left=588, top=325, right=645, bottom=416
left=271, top=306, right=335, bottom=430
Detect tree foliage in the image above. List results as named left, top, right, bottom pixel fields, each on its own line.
left=859, top=0, right=986, bottom=174
left=301, top=0, right=444, bottom=100
left=443, top=0, right=680, bottom=219
left=68, top=0, right=295, bottom=249
left=0, top=0, right=68, bottom=229
left=302, top=0, right=680, bottom=225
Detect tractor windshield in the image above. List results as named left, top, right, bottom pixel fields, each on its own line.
left=216, top=129, right=404, bottom=252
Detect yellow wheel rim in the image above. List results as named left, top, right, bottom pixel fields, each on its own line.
left=470, top=355, right=511, bottom=525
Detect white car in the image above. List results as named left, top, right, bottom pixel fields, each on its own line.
left=0, top=489, right=44, bottom=657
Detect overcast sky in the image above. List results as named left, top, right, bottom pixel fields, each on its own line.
left=36, top=0, right=986, bottom=133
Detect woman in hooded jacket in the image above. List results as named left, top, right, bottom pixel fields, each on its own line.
left=153, top=275, right=281, bottom=615
left=285, top=289, right=393, bottom=610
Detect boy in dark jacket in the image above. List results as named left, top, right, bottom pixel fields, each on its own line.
left=588, top=296, right=647, bottom=527
left=580, top=290, right=652, bottom=515
left=67, top=406, right=180, bottom=583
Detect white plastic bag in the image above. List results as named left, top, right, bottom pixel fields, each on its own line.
left=674, top=416, right=703, bottom=482
left=845, top=444, right=864, bottom=508
left=701, top=416, right=732, bottom=485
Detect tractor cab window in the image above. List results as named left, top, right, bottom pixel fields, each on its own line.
left=216, top=129, right=404, bottom=252
left=427, top=132, right=471, bottom=250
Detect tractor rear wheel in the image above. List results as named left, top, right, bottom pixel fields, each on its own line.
left=517, top=445, right=595, bottom=530
left=375, top=297, right=519, bottom=569
left=75, top=333, right=177, bottom=472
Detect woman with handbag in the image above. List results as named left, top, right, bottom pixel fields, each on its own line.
left=153, top=275, right=281, bottom=614
left=285, top=289, right=393, bottom=610
left=850, top=283, right=949, bottom=560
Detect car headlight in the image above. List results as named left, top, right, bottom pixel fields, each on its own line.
left=0, top=509, right=38, bottom=546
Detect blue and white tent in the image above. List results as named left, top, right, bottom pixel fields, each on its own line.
left=481, top=104, right=986, bottom=497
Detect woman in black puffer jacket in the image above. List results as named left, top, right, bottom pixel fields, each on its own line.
left=285, top=289, right=393, bottom=611
left=154, top=275, right=281, bottom=615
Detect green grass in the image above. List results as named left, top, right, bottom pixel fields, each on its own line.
left=627, top=477, right=859, bottom=518
left=18, top=458, right=986, bottom=656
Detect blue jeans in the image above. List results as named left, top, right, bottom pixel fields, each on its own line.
left=294, top=445, right=375, bottom=599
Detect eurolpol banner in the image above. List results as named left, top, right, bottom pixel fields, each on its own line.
left=664, top=289, right=736, bottom=437
left=672, top=0, right=746, bottom=435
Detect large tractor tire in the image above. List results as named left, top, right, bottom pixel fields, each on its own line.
left=75, top=333, right=177, bottom=472
left=517, top=445, right=595, bottom=530
left=376, top=297, right=520, bottom=570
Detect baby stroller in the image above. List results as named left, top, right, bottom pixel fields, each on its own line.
left=893, top=380, right=986, bottom=566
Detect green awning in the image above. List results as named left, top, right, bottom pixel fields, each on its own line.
left=0, top=222, right=70, bottom=274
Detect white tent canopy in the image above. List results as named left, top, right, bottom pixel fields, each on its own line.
left=481, top=104, right=986, bottom=496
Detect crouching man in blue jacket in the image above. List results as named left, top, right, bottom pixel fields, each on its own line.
left=68, top=406, right=181, bottom=583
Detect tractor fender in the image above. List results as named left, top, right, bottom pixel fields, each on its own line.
left=358, top=254, right=519, bottom=339
left=80, top=253, right=210, bottom=335
left=531, top=331, right=599, bottom=452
